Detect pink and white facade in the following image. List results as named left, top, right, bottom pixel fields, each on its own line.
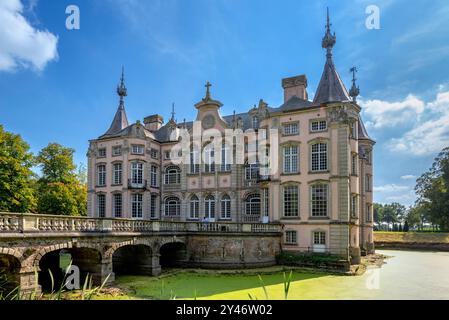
left=87, top=13, right=375, bottom=262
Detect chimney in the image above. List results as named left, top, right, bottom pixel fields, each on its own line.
left=144, top=114, right=164, bottom=132
left=282, top=75, right=308, bottom=102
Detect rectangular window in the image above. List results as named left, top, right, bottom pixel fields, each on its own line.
left=311, top=184, right=328, bottom=217
left=310, top=120, right=327, bottom=132
left=190, top=199, right=200, bottom=219
left=131, top=163, right=144, bottom=185
left=283, top=123, right=299, bottom=136
left=150, top=165, right=158, bottom=187
left=263, top=188, right=269, bottom=217
left=352, top=154, right=358, bottom=175
left=285, top=231, right=297, bottom=244
left=366, top=203, right=373, bottom=222
left=351, top=195, right=358, bottom=218
left=131, top=145, right=145, bottom=155
left=221, top=198, right=231, bottom=220
left=150, top=149, right=158, bottom=159
left=220, top=145, right=231, bottom=172
left=204, top=148, right=215, bottom=173
left=112, top=146, right=122, bottom=156
left=164, top=151, right=171, bottom=160
left=283, top=185, right=299, bottom=217
left=131, top=194, right=143, bottom=219
left=190, top=150, right=200, bottom=174
left=350, top=121, right=358, bottom=139
left=98, top=148, right=106, bottom=158
left=150, top=195, right=157, bottom=219
left=97, top=165, right=106, bottom=186
left=113, top=163, right=122, bottom=185
left=365, top=174, right=372, bottom=192
left=311, top=143, right=328, bottom=172
left=97, top=194, right=106, bottom=218
left=283, top=146, right=299, bottom=174
left=313, top=231, right=326, bottom=245
left=113, top=193, right=122, bottom=218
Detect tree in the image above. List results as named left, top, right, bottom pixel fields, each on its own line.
left=0, top=125, right=36, bottom=212
left=415, top=147, right=449, bottom=231
left=35, top=143, right=87, bottom=216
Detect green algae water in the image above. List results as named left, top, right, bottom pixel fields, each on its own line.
left=112, top=250, right=449, bottom=300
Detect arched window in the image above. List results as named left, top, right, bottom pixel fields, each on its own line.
left=221, top=194, right=231, bottom=219
left=164, top=166, right=180, bottom=184
left=205, top=195, right=215, bottom=219
left=245, top=194, right=261, bottom=216
left=164, top=197, right=180, bottom=217
left=190, top=195, right=199, bottom=219
left=245, top=162, right=260, bottom=180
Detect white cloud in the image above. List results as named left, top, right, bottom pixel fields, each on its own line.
left=361, top=95, right=425, bottom=129
left=374, top=184, right=411, bottom=193
left=400, top=175, right=417, bottom=180
left=0, top=0, right=58, bottom=72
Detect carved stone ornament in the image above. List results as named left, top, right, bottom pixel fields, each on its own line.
left=202, top=115, right=216, bottom=130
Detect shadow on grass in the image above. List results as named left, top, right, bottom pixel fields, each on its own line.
left=115, top=269, right=329, bottom=300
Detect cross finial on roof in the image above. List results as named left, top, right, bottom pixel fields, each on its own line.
left=205, top=81, right=212, bottom=100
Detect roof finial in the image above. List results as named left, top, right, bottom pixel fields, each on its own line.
left=204, top=81, right=212, bottom=100
left=171, top=102, right=176, bottom=121
left=349, top=66, right=360, bottom=102
left=322, top=7, right=336, bottom=59
left=117, top=66, right=128, bottom=109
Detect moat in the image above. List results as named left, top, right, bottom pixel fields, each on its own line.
left=103, top=250, right=449, bottom=300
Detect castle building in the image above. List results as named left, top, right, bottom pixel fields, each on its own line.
left=87, top=11, right=375, bottom=262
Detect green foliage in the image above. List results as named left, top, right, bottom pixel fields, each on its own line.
left=0, top=125, right=36, bottom=212
left=374, top=202, right=407, bottom=230
left=414, top=147, right=449, bottom=231
left=277, top=252, right=342, bottom=265
left=35, top=143, right=87, bottom=216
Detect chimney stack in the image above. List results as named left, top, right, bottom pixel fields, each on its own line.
left=282, top=75, right=308, bottom=102
left=144, top=114, right=164, bottom=132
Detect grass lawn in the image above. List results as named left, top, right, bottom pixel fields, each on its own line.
left=374, top=232, right=449, bottom=244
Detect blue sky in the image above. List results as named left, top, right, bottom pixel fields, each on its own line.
left=1, top=0, right=449, bottom=206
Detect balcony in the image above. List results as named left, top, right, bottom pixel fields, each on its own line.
left=128, top=179, right=147, bottom=190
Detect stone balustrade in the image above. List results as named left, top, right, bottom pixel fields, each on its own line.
left=0, top=212, right=282, bottom=235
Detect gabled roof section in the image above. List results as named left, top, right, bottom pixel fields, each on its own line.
left=275, top=96, right=313, bottom=112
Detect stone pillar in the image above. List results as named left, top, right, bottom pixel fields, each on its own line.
left=18, top=270, right=42, bottom=297
left=151, top=254, right=161, bottom=276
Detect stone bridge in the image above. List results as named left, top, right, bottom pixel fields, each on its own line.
left=0, top=213, right=282, bottom=294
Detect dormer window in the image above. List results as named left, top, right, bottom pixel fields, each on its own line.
left=112, top=146, right=122, bottom=156
left=252, top=116, right=259, bottom=129
left=131, top=145, right=144, bottom=155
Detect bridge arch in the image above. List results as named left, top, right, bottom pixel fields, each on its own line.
left=159, top=240, right=188, bottom=268
left=33, top=243, right=104, bottom=292
left=0, top=251, right=22, bottom=294
left=112, top=243, right=154, bottom=276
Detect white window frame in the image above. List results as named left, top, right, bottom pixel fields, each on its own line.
left=97, top=164, right=106, bottom=187
left=220, top=195, right=231, bottom=220
left=112, top=146, right=122, bottom=157
left=190, top=196, right=200, bottom=220
left=131, top=162, right=144, bottom=185
left=311, top=142, right=328, bottom=172
left=164, top=166, right=180, bottom=185
left=283, top=123, right=299, bottom=136
left=310, top=184, right=329, bottom=217
left=283, top=185, right=299, bottom=217
left=285, top=231, right=297, bottom=244
left=310, top=120, right=327, bottom=132
left=205, top=195, right=215, bottom=219
left=245, top=194, right=261, bottom=216
left=113, top=163, right=122, bottom=185
left=113, top=193, right=122, bottom=218
left=98, top=148, right=107, bottom=158
left=164, top=197, right=180, bottom=217
left=131, top=193, right=143, bottom=219
left=97, top=194, right=106, bottom=218
left=283, top=145, right=298, bottom=174
left=131, top=145, right=145, bottom=155
left=150, top=165, right=158, bottom=187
